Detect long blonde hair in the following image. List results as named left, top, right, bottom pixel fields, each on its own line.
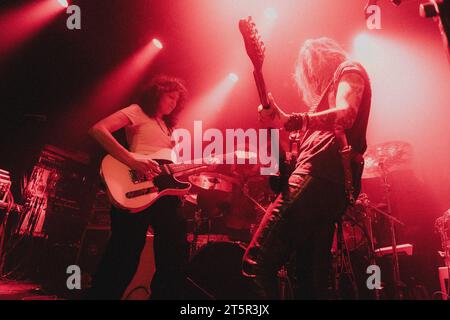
left=294, top=37, right=349, bottom=109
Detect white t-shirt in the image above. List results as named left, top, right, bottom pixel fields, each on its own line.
left=119, top=104, right=174, bottom=158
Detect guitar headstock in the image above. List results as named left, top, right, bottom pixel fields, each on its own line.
left=239, top=16, right=266, bottom=71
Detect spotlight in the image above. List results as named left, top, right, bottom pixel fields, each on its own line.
left=264, top=7, right=278, bottom=21
left=228, top=73, right=239, bottom=83
left=58, top=0, right=69, bottom=8
left=152, top=38, right=163, bottom=49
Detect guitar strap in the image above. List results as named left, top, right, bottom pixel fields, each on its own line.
left=313, top=61, right=362, bottom=205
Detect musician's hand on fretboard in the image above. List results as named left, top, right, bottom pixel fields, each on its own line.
left=257, top=93, right=288, bottom=128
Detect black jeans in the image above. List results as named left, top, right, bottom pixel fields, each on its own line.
left=87, top=196, right=188, bottom=300
left=242, top=174, right=347, bottom=299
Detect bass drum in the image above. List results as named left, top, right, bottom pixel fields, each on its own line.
left=186, top=241, right=255, bottom=299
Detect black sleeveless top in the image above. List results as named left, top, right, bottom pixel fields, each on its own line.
left=293, top=61, right=372, bottom=185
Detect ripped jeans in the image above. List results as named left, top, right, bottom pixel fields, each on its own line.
left=242, top=174, right=347, bottom=299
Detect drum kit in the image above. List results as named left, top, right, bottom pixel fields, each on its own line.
left=175, top=150, right=275, bottom=299
left=179, top=141, right=414, bottom=299
left=179, top=150, right=274, bottom=252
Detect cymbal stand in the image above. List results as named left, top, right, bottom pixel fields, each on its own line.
left=358, top=193, right=381, bottom=299
left=333, top=219, right=359, bottom=299
left=374, top=161, right=406, bottom=299
left=241, top=183, right=267, bottom=214
left=188, top=208, right=212, bottom=257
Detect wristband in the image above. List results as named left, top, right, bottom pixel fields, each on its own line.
left=284, top=113, right=305, bottom=132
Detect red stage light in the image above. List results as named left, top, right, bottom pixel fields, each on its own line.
left=85, top=40, right=162, bottom=110
left=179, top=74, right=240, bottom=127
left=228, top=73, right=239, bottom=83
left=264, top=7, right=278, bottom=21
left=0, top=0, right=67, bottom=59
left=57, top=0, right=69, bottom=8
left=152, top=38, right=163, bottom=49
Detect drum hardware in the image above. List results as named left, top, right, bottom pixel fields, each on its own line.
left=359, top=188, right=406, bottom=299
left=240, top=181, right=267, bottom=215
left=376, top=161, right=406, bottom=299
left=229, top=150, right=261, bottom=183
left=333, top=218, right=360, bottom=299
left=189, top=208, right=211, bottom=256
left=181, top=192, right=228, bottom=255
left=188, top=172, right=235, bottom=193
left=182, top=140, right=414, bottom=299
left=188, top=170, right=264, bottom=242
left=435, top=208, right=450, bottom=268
left=188, top=172, right=235, bottom=222
left=369, top=202, right=406, bottom=299
left=362, top=142, right=412, bottom=299
left=435, top=208, right=450, bottom=299
left=182, top=155, right=291, bottom=298
left=277, top=266, right=294, bottom=300
left=349, top=193, right=382, bottom=299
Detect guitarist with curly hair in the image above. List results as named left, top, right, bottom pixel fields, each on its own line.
left=87, top=75, right=189, bottom=299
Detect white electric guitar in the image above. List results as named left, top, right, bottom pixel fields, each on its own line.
left=101, top=153, right=208, bottom=213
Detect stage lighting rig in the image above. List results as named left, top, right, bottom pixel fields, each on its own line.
left=420, top=0, right=450, bottom=62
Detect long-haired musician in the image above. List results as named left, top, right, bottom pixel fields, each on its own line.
left=242, top=37, right=372, bottom=299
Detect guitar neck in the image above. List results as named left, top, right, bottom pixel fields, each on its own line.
left=253, top=69, right=269, bottom=109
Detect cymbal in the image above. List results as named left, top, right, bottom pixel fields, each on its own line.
left=363, top=141, right=413, bottom=178
left=234, top=150, right=258, bottom=161
left=188, top=172, right=236, bottom=193
left=232, top=150, right=261, bottom=178
left=216, top=150, right=258, bottom=163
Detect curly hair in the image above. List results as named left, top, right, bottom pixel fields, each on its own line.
left=138, top=75, right=188, bottom=129
left=294, top=37, right=349, bottom=109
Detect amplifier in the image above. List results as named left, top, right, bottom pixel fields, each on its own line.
left=75, top=226, right=111, bottom=290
